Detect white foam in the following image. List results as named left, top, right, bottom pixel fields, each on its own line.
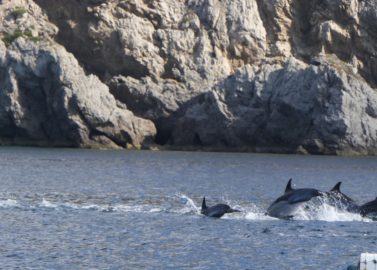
left=177, top=194, right=201, bottom=214
left=40, top=199, right=58, bottom=208
left=223, top=204, right=277, bottom=221
left=62, top=203, right=80, bottom=209
left=113, top=204, right=145, bottom=213
left=222, top=211, right=273, bottom=220
left=0, top=199, right=19, bottom=208
left=243, top=212, right=277, bottom=221
left=38, top=200, right=113, bottom=212
left=292, top=202, right=371, bottom=222
left=150, top=208, right=163, bottom=213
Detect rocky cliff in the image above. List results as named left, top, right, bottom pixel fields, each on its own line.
left=1, top=0, right=377, bottom=154
left=0, top=0, right=155, bottom=148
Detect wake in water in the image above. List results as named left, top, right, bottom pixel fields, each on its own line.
left=0, top=194, right=373, bottom=222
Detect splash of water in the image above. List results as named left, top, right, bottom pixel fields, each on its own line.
left=177, top=193, right=201, bottom=214
left=40, top=199, right=58, bottom=208
left=293, top=200, right=371, bottom=222
left=0, top=194, right=373, bottom=222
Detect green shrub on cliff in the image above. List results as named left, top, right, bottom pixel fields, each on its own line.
left=23, top=30, right=41, bottom=42
left=11, top=6, right=27, bottom=19
left=2, top=29, right=41, bottom=47
left=2, top=30, right=23, bottom=47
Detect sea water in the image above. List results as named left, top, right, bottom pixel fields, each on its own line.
left=0, top=147, right=376, bottom=269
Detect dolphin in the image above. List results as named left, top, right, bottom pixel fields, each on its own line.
left=326, top=182, right=377, bottom=218
left=360, top=197, right=377, bottom=217
left=325, top=182, right=360, bottom=213
left=267, top=178, right=323, bottom=219
left=201, top=197, right=240, bottom=218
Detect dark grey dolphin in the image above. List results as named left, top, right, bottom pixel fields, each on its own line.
left=267, top=179, right=322, bottom=219
left=327, top=182, right=377, bottom=217
left=201, top=197, right=240, bottom=218
left=326, top=182, right=359, bottom=213
left=360, top=197, right=377, bottom=217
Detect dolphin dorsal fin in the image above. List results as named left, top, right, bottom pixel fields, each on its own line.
left=331, top=182, right=342, bottom=192
left=202, top=197, right=207, bottom=210
left=285, top=178, right=293, bottom=193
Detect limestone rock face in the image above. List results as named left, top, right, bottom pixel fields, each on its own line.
left=33, top=0, right=266, bottom=81
left=0, top=0, right=155, bottom=148
left=0, top=38, right=155, bottom=148
left=170, top=58, right=377, bottom=154
left=0, top=0, right=58, bottom=42
left=2, top=0, right=377, bottom=153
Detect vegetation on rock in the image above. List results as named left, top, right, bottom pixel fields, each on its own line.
left=2, top=28, right=40, bottom=47
left=11, top=6, right=27, bottom=19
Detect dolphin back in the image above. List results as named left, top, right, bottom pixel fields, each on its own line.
left=205, top=204, right=233, bottom=218
left=360, top=197, right=377, bottom=217
left=273, top=188, right=321, bottom=205
left=286, top=189, right=321, bottom=204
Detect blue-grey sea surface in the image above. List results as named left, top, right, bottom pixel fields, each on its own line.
left=0, top=147, right=376, bottom=269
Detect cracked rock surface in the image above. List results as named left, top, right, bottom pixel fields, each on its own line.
left=0, top=0, right=155, bottom=148
left=1, top=0, right=377, bottom=154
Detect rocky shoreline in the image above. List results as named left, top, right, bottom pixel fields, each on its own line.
left=1, top=0, right=377, bottom=155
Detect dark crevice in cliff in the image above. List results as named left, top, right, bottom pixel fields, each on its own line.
left=289, top=0, right=320, bottom=62
left=16, top=75, right=51, bottom=141
left=255, top=0, right=277, bottom=57
left=154, top=118, right=172, bottom=145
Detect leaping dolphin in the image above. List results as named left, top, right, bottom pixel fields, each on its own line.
left=267, top=178, right=323, bottom=219
left=201, top=197, right=240, bottom=218
left=326, top=182, right=359, bottom=213
left=327, top=182, right=377, bottom=217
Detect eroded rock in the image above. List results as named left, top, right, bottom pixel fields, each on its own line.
left=2, top=0, right=377, bottom=154
left=0, top=38, right=155, bottom=148
left=170, top=58, right=377, bottom=154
